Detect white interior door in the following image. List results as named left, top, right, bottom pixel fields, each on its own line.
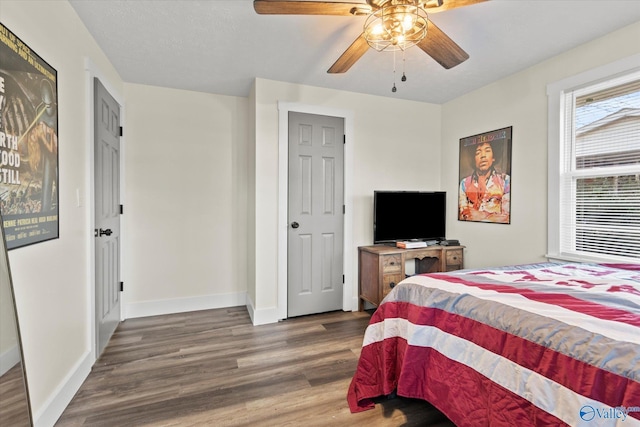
left=287, top=112, right=344, bottom=317
left=94, top=78, right=121, bottom=356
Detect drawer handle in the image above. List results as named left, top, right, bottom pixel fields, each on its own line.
left=389, top=282, right=396, bottom=289
left=389, top=261, right=395, bottom=265
left=452, top=256, right=457, bottom=260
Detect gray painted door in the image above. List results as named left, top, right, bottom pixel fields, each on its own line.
left=94, top=78, right=121, bottom=356
left=288, top=112, right=344, bottom=317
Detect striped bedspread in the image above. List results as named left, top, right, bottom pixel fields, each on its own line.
left=347, top=263, right=640, bottom=426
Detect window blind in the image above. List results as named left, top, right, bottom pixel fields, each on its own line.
left=559, top=72, right=640, bottom=261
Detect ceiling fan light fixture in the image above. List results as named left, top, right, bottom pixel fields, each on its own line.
left=363, top=1, right=428, bottom=52
left=423, top=0, right=444, bottom=8
left=402, top=14, right=415, bottom=31
left=350, top=5, right=373, bottom=16
left=370, top=23, right=385, bottom=35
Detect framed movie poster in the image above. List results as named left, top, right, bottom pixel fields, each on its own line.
left=458, top=126, right=512, bottom=224
left=0, top=23, right=59, bottom=249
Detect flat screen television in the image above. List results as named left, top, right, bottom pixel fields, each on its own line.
left=373, top=191, right=446, bottom=244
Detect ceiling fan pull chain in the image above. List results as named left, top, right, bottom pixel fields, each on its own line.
left=392, top=51, right=397, bottom=93
left=402, top=50, right=407, bottom=82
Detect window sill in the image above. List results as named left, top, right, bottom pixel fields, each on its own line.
left=546, top=252, right=639, bottom=265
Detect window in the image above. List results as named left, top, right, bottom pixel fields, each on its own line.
left=548, top=57, right=640, bottom=263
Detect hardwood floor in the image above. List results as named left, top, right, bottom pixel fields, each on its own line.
left=0, top=362, right=31, bottom=426
left=56, top=307, right=454, bottom=427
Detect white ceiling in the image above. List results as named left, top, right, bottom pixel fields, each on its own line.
left=68, top=0, right=640, bottom=104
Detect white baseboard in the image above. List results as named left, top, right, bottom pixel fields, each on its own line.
left=0, top=344, right=20, bottom=376
left=124, top=291, right=247, bottom=319
left=245, top=294, right=281, bottom=326
left=245, top=294, right=358, bottom=325
left=349, top=295, right=360, bottom=312
left=33, top=350, right=93, bottom=427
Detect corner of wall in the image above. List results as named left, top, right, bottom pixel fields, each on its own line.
left=245, top=293, right=280, bottom=326
left=32, top=351, right=93, bottom=427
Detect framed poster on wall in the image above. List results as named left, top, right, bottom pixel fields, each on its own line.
left=458, top=126, right=512, bottom=224
left=0, top=22, right=59, bottom=249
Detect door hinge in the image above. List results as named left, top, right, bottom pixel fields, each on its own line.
left=120, top=281, right=124, bottom=292
left=120, top=204, right=124, bottom=215
left=119, top=126, right=123, bottom=137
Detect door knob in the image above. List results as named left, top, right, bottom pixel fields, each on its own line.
left=99, top=228, right=113, bottom=236
left=291, top=222, right=299, bottom=229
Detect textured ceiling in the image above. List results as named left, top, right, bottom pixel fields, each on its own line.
left=69, top=0, right=640, bottom=104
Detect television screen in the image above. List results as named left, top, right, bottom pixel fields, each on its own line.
left=373, top=191, right=446, bottom=244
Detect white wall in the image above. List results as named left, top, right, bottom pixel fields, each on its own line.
left=122, top=83, right=249, bottom=317
left=1, top=0, right=124, bottom=424
left=246, top=84, right=257, bottom=308
left=0, top=236, right=19, bottom=375
left=441, top=20, right=640, bottom=269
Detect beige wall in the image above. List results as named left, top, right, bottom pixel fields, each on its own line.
left=442, top=21, right=640, bottom=269
left=122, top=83, right=249, bottom=317
left=1, top=0, right=124, bottom=424
left=246, top=84, right=257, bottom=307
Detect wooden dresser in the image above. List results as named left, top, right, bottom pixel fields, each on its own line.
left=358, top=244, right=465, bottom=310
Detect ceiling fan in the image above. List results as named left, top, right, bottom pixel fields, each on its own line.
left=253, top=0, right=487, bottom=73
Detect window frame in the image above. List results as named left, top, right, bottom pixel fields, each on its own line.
left=547, top=54, right=640, bottom=263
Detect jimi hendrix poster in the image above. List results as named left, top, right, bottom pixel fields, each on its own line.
left=458, top=127, right=512, bottom=224
left=0, top=23, right=59, bottom=249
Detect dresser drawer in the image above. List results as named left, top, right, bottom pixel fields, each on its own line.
left=446, top=249, right=463, bottom=265
left=382, top=273, right=404, bottom=298
left=382, top=255, right=402, bottom=273
left=444, top=249, right=463, bottom=271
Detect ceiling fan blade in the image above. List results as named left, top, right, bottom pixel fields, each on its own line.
left=425, top=0, right=488, bottom=13
left=417, top=20, right=469, bottom=69
left=253, top=1, right=371, bottom=16
left=327, top=33, right=370, bottom=73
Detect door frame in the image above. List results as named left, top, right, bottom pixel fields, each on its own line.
left=84, top=58, right=126, bottom=361
left=277, top=102, right=356, bottom=320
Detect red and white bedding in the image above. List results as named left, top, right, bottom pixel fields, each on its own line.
left=348, top=263, right=640, bottom=426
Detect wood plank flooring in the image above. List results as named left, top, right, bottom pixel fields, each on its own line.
left=56, top=307, right=454, bottom=427
left=0, top=362, right=31, bottom=426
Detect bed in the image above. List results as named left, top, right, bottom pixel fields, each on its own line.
left=347, top=262, right=640, bottom=426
